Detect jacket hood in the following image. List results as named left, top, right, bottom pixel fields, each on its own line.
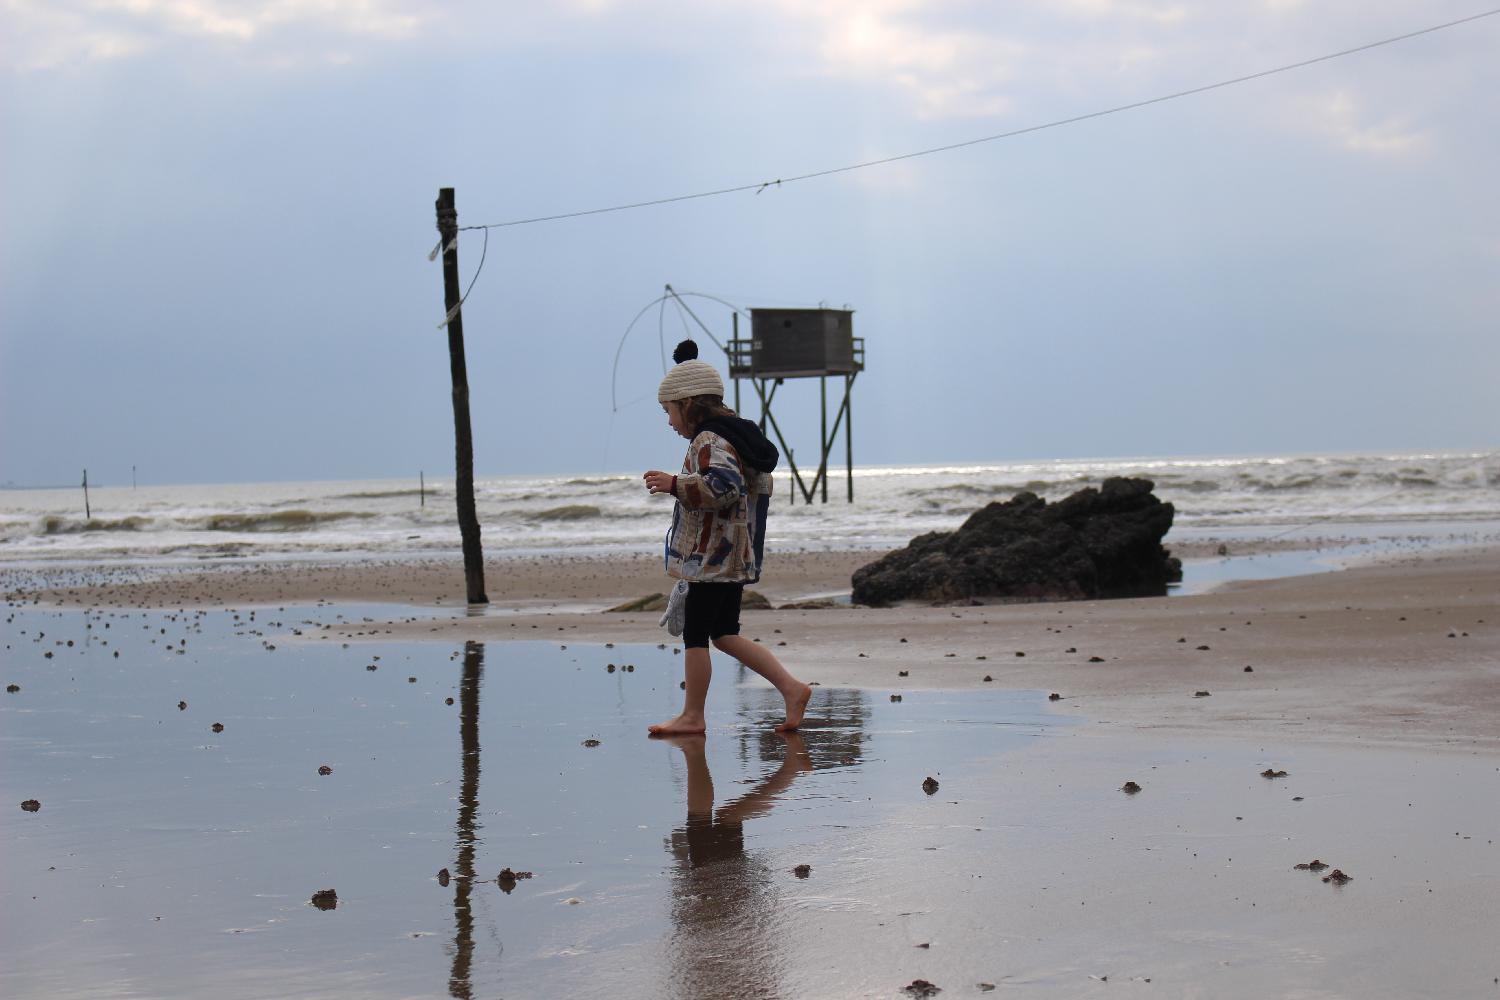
left=696, top=416, right=779, bottom=474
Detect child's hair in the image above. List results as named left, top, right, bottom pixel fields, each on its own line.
left=674, top=394, right=736, bottom=428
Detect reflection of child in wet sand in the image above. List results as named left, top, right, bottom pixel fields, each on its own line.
left=643, top=340, right=813, bottom=736
left=666, top=732, right=814, bottom=867
left=662, top=733, right=813, bottom=1000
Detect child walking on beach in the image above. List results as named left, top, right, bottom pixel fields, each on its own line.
left=643, top=340, right=813, bottom=736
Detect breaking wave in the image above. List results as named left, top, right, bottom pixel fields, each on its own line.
left=201, top=510, right=375, bottom=532
left=528, top=505, right=603, bottom=522
left=43, top=515, right=152, bottom=535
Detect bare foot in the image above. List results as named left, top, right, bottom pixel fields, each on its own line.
left=775, top=683, right=813, bottom=732
left=649, top=713, right=707, bottom=736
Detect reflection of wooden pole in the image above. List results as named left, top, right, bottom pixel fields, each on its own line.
left=448, top=640, right=484, bottom=999
left=434, top=188, right=488, bottom=604
left=420, top=471, right=425, bottom=508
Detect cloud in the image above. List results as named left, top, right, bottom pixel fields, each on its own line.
left=2, top=0, right=423, bottom=71
left=1300, top=88, right=1430, bottom=157
left=767, top=0, right=1027, bottom=118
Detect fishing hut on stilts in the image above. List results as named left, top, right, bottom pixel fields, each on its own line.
left=661, top=287, right=865, bottom=503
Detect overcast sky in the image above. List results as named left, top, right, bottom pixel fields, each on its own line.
left=2, top=1, right=1496, bottom=487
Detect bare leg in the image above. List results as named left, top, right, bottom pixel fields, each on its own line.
left=712, top=634, right=813, bottom=731
left=649, top=646, right=711, bottom=735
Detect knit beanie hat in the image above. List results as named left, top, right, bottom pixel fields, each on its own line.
left=657, top=340, right=725, bottom=402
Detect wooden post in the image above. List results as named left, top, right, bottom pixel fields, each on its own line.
left=82, top=469, right=91, bottom=519
left=435, top=188, right=488, bottom=605
left=846, top=374, right=855, bottom=503
left=819, top=376, right=828, bottom=504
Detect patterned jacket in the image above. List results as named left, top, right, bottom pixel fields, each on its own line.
left=663, top=429, right=774, bottom=584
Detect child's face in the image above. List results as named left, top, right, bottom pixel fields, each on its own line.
left=663, top=400, right=693, bottom=440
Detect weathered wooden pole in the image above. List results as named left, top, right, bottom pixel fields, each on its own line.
left=846, top=374, right=855, bottom=503
left=82, top=469, right=91, bottom=519
left=731, top=312, right=740, bottom=414
left=819, top=376, right=828, bottom=504
left=435, top=188, right=488, bottom=605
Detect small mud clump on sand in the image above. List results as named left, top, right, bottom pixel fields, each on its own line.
left=902, top=980, right=942, bottom=997
left=793, top=864, right=812, bottom=878
left=581, top=739, right=601, bottom=748
left=1261, top=768, right=1289, bottom=779
left=983, top=675, right=993, bottom=682
left=6, top=684, right=18, bottom=693
left=606, top=663, right=616, bottom=673
left=1322, top=869, right=1353, bottom=885
left=408, top=676, right=417, bottom=683
left=1294, top=860, right=1329, bottom=871
left=445, top=697, right=455, bottom=705
left=1244, top=665, right=1254, bottom=672
left=21, top=799, right=41, bottom=812
left=177, top=700, right=187, bottom=710
left=922, top=776, right=940, bottom=795
left=211, top=722, right=224, bottom=733
left=890, top=694, right=903, bottom=702
left=1049, top=692, right=1062, bottom=701
left=310, top=889, right=338, bottom=910
left=437, top=868, right=451, bottom=887
left=1122, top=781, right=1142, bottom=794
left=899, top=670, right=909, bottom=677
left=1088, top=655, right=1105, bottom=663
left=318, top=765, right=333, bottom=775
left=1194, top=690, right=1211, bottom=697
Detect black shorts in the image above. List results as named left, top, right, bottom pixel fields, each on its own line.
left=683, top=582, right=744, bottom=649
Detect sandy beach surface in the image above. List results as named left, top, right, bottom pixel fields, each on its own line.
left=20, top=544, right=1499, bottom=752
left=6, top=544, right=1499, bottom=998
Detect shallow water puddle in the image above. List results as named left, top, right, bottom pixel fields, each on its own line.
left=4, top=605, right=1498, bottom=999
left=2, top=605, right=1056, bottom=999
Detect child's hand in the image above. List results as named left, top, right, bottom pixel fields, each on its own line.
left=643, top=471, right=676, bottom=496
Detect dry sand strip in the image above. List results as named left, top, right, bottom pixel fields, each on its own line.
left=14, top=545, right=1498, bottom=753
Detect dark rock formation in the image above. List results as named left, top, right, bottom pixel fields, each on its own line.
left=851, top=478, right=1181, bottom=606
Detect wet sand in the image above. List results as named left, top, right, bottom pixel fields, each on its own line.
left=5, top=545, right=1499, bottom=997
left=22, top=544, right=1490, bottom=752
